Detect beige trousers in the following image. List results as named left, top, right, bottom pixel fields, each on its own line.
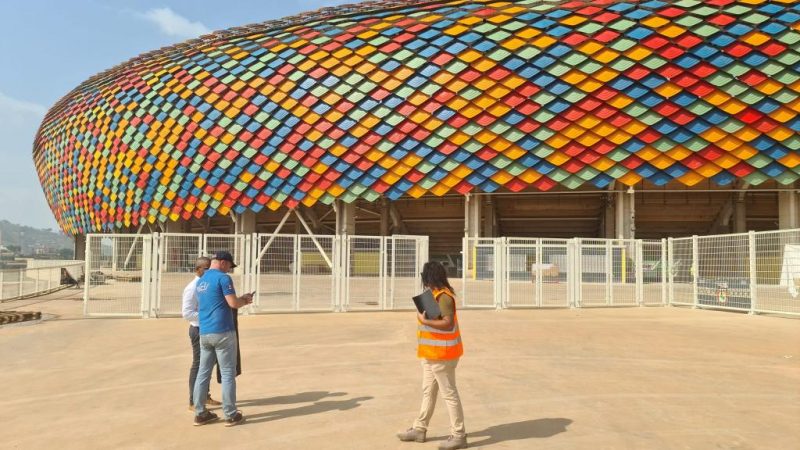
left=412, top=358, right=466, bottom=438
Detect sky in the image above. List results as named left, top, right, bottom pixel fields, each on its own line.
left=0, top=0, right=350, bottom=232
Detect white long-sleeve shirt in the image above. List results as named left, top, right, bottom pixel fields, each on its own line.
left=182, top=276, right=201, bottom=327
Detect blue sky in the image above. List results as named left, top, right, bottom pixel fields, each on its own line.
left=0, top=0, right=350, bottom=231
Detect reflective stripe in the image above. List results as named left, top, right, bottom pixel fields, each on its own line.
left=418, top=323, right=459, bottom=334
left=417, top=287, right=463, bottom=360
left=418, top=337, right=462, bottom=347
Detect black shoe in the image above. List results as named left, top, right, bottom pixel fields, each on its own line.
left=193, top=410, right=219, bottom=426
left=225, top=411, right=245, bottom=427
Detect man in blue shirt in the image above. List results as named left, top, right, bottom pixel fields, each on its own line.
left=192, top=251, right=253, bottom=427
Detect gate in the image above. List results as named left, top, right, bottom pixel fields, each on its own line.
left=460, top=238, right=501, bottom=308
left=342, top=235, right=428, bottom=311
left=252, top=233, right=343, bottom=312
left=250, top=233, right=428, bottom=312
left=463, top=236, right=666, bottom=309
left=84, top=234, right=152, bottom=317
left=504, top=238, right=573, bottom=308
left=384, top=236, right=427, bottom=310
left=152, top=233, right=247, bottom=317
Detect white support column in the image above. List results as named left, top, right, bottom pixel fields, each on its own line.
left=615, top=186, right=635, bottom=240
left=734, top=196, right=747, bottom=233
left=464, top=193, right=482, bottom=239
left=778, top=187, right=799, bottom=229
left=335, top=200, right=356, bottom=235
left=484, top=194, right=495, bottom=238
left=235, top=211, right=257, bottom=235
left=379, top=197, right=390, bottom=236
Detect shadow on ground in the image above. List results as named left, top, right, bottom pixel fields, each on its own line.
left=238, top=391, right=347, bottom=407
left=239, top=392, right=372, bottom=424
left=431, top=418, right=572, bottom=447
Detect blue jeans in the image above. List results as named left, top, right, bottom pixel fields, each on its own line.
left=193, top=330, right=238, bottom=418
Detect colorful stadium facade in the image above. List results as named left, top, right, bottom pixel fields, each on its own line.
left=33, top=0, right=800, bottom=251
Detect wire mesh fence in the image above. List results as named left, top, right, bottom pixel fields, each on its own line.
left=84, top=234, right=150, bottom=317
left=76, top=229, right=799, bottom=318
left=669, top=230, right=800, bottom=316
left=0, top=262, right=84, bottom=301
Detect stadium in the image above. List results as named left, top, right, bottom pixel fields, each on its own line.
left=32, top=0, right=800, bottom=255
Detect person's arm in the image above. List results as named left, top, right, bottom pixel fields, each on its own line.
left=417, top=293, right=455, bottom=331
left=181, top=281, right=198, bottom=322
left=225, top=292, right=253, bottom=309
left=417, top=312, right=454, bottom=331
left=219, top=274, right=253, bottom=309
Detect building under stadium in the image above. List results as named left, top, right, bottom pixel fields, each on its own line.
left=33, top=0, right=800, bottom=260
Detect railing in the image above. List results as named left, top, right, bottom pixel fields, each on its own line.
left=670, top=229, right=800, bottom=316
left=74, top=228, right=800, bottom=318
left=0, top=262, right=84, bottom=301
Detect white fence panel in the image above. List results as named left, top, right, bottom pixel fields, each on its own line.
left=385, top=236, right=426, bottom=310
left=253, top=234, right=296, bottom=312
left=344, top=236, right=383, bottom=311
left=84, top=234, right=150, bottom=317
left=754, top=229, right=800, bottom=315
left=460, top=238, right=500, bottom=308
left=642, top=240, right=667, bottom=306
left=0, top=262, right=83, bottom=301
left=155, top=233, right=203, bottom=317
left=505, top=238, right=539, bottom=307
left=610, top=239, right=639, bottom=306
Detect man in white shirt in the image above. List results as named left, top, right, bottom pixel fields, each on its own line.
left=182, top=256, right=221, bottom=411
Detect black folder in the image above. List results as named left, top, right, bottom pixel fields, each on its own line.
left=412, top=289, right=441, bottom=319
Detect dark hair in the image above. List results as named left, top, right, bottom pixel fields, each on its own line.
left=421, top=261, right=453, bottom=291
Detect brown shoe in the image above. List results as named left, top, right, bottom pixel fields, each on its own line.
left=224, top=411, right=245, bottom=427
left=193, top=410, right=219, bottom=426
left=438, top=435, right=468, bottom=450
left=206, top=396, right=222, bottom=406
left=396, top=427, right=426, bottom=443
left=188, top=405, right=195, bottom=412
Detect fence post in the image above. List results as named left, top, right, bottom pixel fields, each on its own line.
left=571, top=238, right=581, bottom=308
left=692, top=235, right=699, bottom=309
left=748, top=231, right=757, bottom=315
left=151, top=233, right=161, bottom=318
left=83, top=235, right=91, bottom=316
left=661, top=238, right=667, bottom=306
left=461, top=237, right=468, bottom=307
left=635, top=240, right=644, bottom=306
left=536, top=239, right=543, bottom=308
left=605, top=240, right=612, bottom=306
left=499, top=238, right=503, bottom=309
left=295, top=235, right=303, bottom=312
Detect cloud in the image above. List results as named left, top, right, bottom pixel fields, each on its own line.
left=140, top=7, right=210, bottom=39
left=0, top=91, right=47, bottom=118
left=0, top=91, right=57, bottom=230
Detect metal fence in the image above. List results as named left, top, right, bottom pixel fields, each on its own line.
left=670, top=229, right=800, bottom=316
left=0, top=261, right=83, bottom=301
left=83, top=232, right=428, bottom=317
left=84, top=234, right=151, bottom=317
left=79, top=229, right=800, bottom=318
left=463, top=237, right=667, bottom=310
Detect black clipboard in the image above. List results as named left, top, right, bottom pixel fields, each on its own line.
left=412, top=289, right=441, bottom=319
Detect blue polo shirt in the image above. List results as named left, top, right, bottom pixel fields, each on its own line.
left=196, top=268, right=236, bottom=335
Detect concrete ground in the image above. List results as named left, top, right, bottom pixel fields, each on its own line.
left=2, top=289, right=799, bottom=450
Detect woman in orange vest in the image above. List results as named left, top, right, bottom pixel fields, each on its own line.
left=397, top=261, right=467, bottom=450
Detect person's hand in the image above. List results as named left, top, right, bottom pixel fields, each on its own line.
left=242, top=293, right=254, bottom=305
left=417, top=311, right=427, bottom=323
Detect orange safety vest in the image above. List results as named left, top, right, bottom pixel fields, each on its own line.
left=417, top=287, right=463, bottom=360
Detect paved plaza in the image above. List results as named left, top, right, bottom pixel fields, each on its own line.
left=2, top=289, right=799, bottom=449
